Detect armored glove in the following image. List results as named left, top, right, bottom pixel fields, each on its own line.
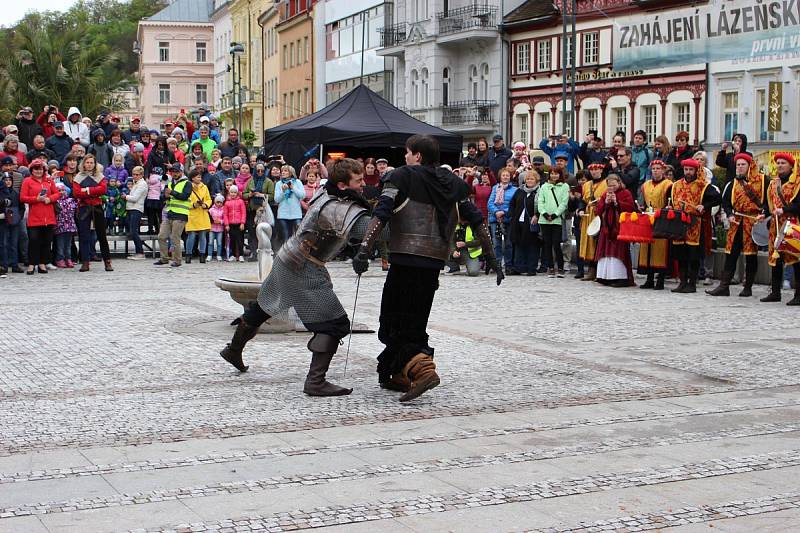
left=475, top=223, right=504, bottom=286
left=352, top=245, right=370, bottom=275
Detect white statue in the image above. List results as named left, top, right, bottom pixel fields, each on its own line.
left=254, top=207, right=275, bottom=281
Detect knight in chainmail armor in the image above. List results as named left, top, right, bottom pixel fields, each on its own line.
left=354, top=135, right=504, bottom=402
left=219, top=158, right=373, bottom=396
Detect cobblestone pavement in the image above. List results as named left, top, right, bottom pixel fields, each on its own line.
left=1, top=259, right=799, bottom=532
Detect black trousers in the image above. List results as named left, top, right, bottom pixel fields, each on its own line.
left=228, top=225, right=244, bottom=257
left=377, top=264, right=439, bottom=383
left=724, top=224, right=757, bottom=275
left=672, top=243, right=702, bottom=275
left=241, top=302, right=350, bottom=339
left=27, top=225, right=54, bottom=266
left=541, top=224, right=564, bottom=270
left=770, top=259, right=800, bottom=290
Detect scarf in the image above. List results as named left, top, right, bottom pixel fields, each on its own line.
left=520, top=184, right=536, bottom=194
left=323, top=181, right=371, bottom=209
left=495, top=183, right=508, bottom=205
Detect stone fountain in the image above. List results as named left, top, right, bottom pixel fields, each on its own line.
left=215, top=207, right=372, bottom=334
left=215, top=207, right=298, bottom=332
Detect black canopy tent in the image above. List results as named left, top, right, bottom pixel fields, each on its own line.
left=263, top=85, right=463, bottom=169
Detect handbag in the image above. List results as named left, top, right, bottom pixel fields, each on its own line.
left=4, top=208, right=15, bottom=225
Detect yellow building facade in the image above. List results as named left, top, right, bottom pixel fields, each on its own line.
left=258, top=4, right=281, bottom=134
left=225, top=0, right=271, bottom=146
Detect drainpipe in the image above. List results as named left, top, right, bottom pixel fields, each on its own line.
left=257, top=13, right=266, bottom=151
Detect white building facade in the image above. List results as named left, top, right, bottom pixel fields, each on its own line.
left=378, top=0, right=525, bottom=144
left=506, top=0, right=706, bottom=152
left=707, top=54, right=799, bottom=158
left=211, top=0, right=233, bottom=114
left=315, top=0, right=394, bottom=110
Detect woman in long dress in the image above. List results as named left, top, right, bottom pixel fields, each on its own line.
left=594, top=174, right=636, bottom=287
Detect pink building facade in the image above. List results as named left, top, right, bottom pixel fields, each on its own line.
left=136, top=0, right=215, bottom=130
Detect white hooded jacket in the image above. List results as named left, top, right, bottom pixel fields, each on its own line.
left=63, top=106, right=90, bottom=147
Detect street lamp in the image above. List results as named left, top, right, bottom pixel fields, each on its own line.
left=230, top=42, right=245, bottom=133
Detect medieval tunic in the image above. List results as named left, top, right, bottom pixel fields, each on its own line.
left=671, top=175, right=711, bottom=247
left=723, top=170, right=766, bottom=256
left=767, top=173, right=800, bottom=268
left=594, top=187, right=636, bottom=283
left=578, top=178, right=608, bottom=262
left=638, top=178, right=672, bottom=272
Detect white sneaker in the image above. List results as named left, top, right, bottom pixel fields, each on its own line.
left=47, top=263, right=58, bottom=271
left=783, top=280, right=791, bottom=290
left=206, top=256, right=212, bottom=262
left=702, top=277, right=714, bottom=286
left=238, top=256, right=245, bottom=262
left=128, top=254, right=145, bottom=261
left=217, top=256, right=223, bottom=262
left=228, top=256, right=236, bottom=262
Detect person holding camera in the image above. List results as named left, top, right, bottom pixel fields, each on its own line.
left=15, top=107, right=43, bottom=148
left=63, top=107, right=90, bottom=148
left=20, top=161, right=60, bottom=275
left=539, top=133, right=580, bottom=174
left=273, top=164, right=305, bottom=247
left=0, top=172, right=22, bottom=275
left=715, top=133, right=751, bottom=183
left=579, top=131, right=607, bottom=169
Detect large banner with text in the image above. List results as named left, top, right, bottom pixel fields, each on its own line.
left=614, top=0, right=800, bottom=70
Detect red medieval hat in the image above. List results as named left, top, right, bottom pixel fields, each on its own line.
left=588, top=163, right=605, bottom=170
left=733, top=153, right=753, bottom=165
left=649, top=159, right=666, bottom=168
left=773, top=152, right=796, bottom=167
left=681, top=159, right=700, bottom=169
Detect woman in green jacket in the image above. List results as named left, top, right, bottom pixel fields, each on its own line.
left=537, top=166, right=570, bottom=277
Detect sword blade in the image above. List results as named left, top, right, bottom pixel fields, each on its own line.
left=342, top=274, right=361, bottom=378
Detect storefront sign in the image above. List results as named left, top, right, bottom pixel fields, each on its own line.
left=614, top=0, right=800, bottom=70
left=768, top=81, right=783, bottom=132
left=569, top=69, right=644, bottom=82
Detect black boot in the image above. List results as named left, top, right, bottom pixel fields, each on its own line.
left=186, top=255, right=192, bottom=264
left=640, top=273, right=655, bottom=289
left=671, top=266, right=687, bottom=293
left=706, top=271, right=732, bottom=296
left=761, top=267, right=783, bottom=303
left=654, top=272, right=665, bottom=290
left=303, top=334, right=352, bottom=396
left=739, top=269, right=755, bottom=297
left=220, top=320, right=259, bottom=372
left=683, top=263, right=698, bottom=293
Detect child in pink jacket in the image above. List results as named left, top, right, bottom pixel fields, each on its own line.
left=223, top=185, right=247, bottom=261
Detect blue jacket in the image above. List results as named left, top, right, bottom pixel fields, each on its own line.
left=274, top=178, right=306, bottom=220
left=631, top=143, right=653, bottom=181
left=487, top=183, right=517, bottom=223
left=539, top=138, right=581, bottom=174
left=0, top=182, right=20, bottom=226
left=46, top=133, right=73, bottom=163
left=487, top=146, right=513, bottom=177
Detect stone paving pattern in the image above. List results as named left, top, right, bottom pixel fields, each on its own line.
left=1, top=260, right=799, bottom=532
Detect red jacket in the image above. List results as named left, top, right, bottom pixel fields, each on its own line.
left=0, top=150, right=28, bottom=167
left=223, top=197, right=246, bottom=225
left=72, top=173, right=108, bottom=207
left=36, top=111, right=67, bottom=139
left=20, top=176, right=61, bottom=227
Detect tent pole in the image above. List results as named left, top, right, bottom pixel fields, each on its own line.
left=319, top=143, right=324, bottom=162
left=359, top=12, right=366, bottom=84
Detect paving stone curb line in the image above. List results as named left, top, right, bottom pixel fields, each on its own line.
left=2, top=422, right=799, bottom=519
left=0, top=385, right=726, bottom=457
left=2, top=398, right=798, bottom=484
left=129, top=452, right=800, bottom=533
left=531, top=492, right=800, bottom=532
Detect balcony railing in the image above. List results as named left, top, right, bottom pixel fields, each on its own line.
left=441, top=100, right=498, bottom=126
left=378, top=23, right=407, bottom=48
left=436, top=4, right=498, bottom=35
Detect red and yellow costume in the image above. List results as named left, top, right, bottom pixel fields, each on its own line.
left=578, top=177, right=607, bottom=262
left=725, top=160, right=766, bottom=256
left=671, top=169, right=710, bottom=247
left=767, top=172, right=800, bottom=268
left=638, top=177, right=672, bottom=271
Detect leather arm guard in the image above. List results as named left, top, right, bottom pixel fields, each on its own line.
left=475, top=223, right=504, bottom=285
left=360, top=216, right=386, bottom=254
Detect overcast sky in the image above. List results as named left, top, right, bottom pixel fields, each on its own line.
left=3, top=0, right=79, bottom=27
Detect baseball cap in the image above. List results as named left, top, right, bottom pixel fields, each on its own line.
left=6, top=125, right=18, bottom=133
left=492, top=134, right=503, bottom=142
left=199, top=116, right=210, bottom=123
left=54, top=121, right=64, bottom=129
left=0, top=156, right=13, bottom=165
left=554, top=154, right=568, bottom=161
left=131, top=116, right=141, bottom=122
left=164, top=120, right=174, bottom=126
left=169, top=163, right=183, bottom=172
left=20, top=107, right=33, bottom=113
left=376, top=158, right=388, bottom=164
left=532, top=156, right=545, bottom=163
